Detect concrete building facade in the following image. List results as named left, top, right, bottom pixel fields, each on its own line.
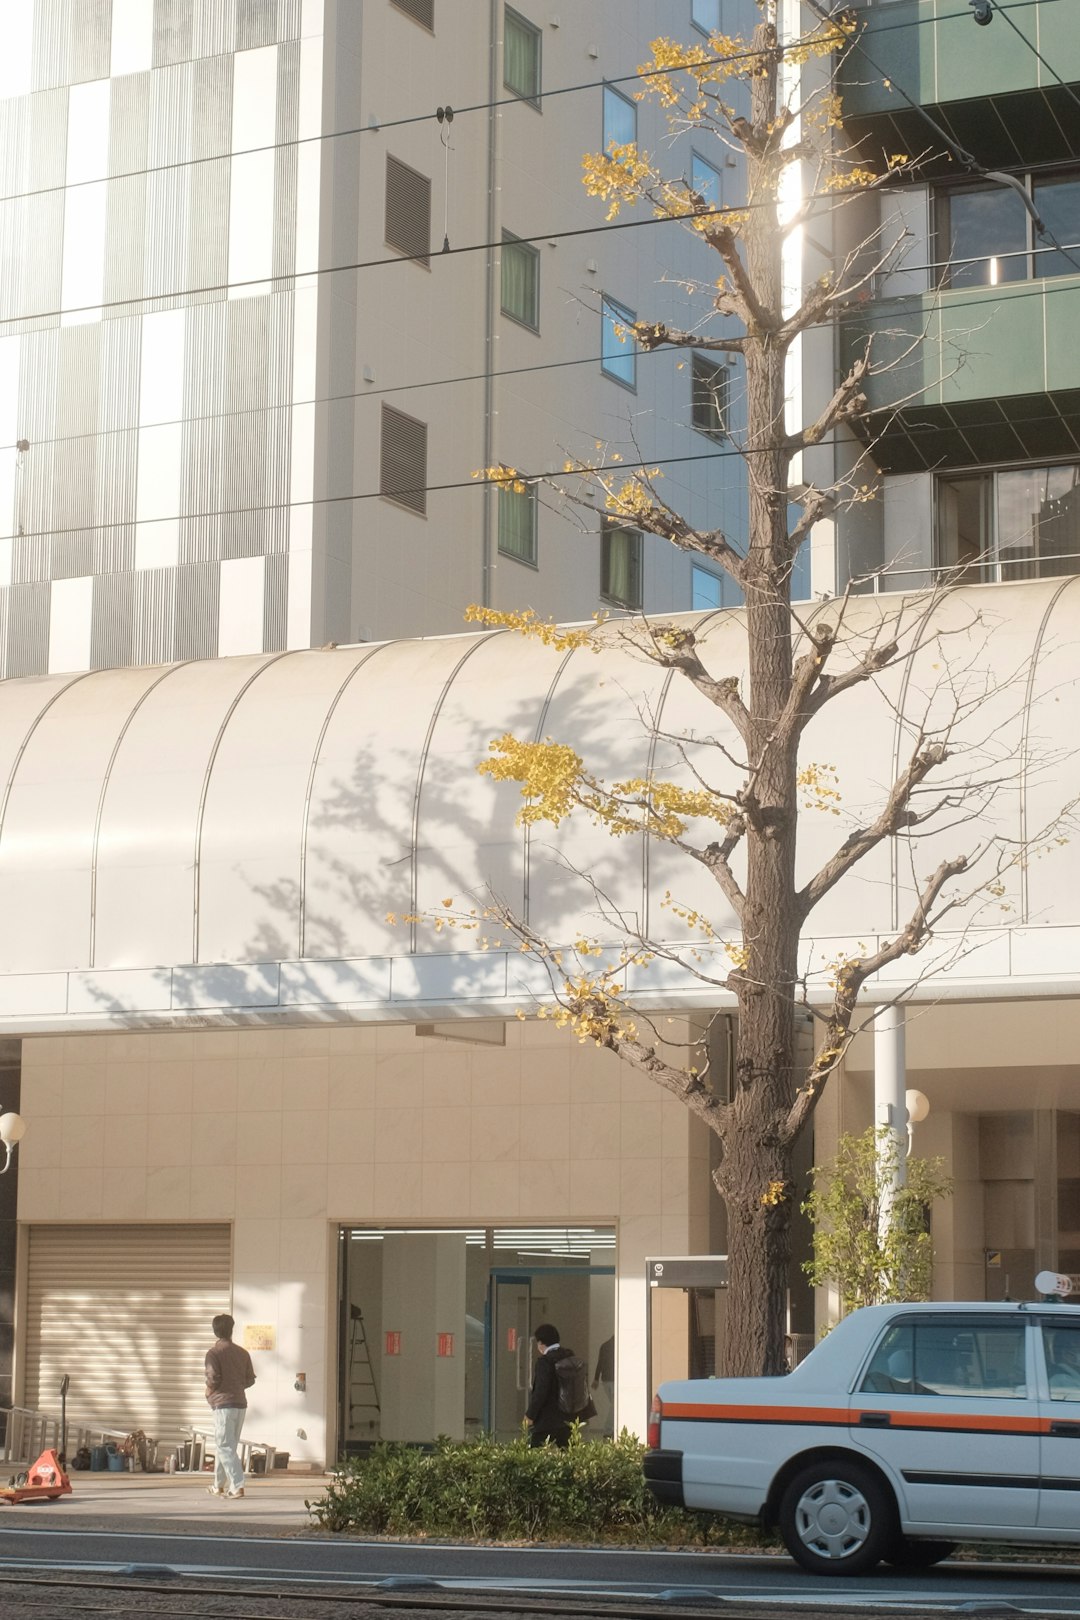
left=0, top=0, right=753, bottom=680
left=0, top=0, right=1078, bottom=1472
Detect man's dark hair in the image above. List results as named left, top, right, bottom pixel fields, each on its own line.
left=533, top=1322, right=560, bottom=1348
left=212, top=1314, right=235, bottom=1341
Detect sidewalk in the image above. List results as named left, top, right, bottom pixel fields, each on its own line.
left=0, top=1470, right=330, bottom=1533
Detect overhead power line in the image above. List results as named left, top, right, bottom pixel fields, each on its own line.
left=990, top=3, right=1080, bottom=115
left=6, top=269, right=1080, bottom=548
left=3, top=272, right=1079, bottom=464
left=0, top=0, right=1045, bottom=210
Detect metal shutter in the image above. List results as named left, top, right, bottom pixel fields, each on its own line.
left=23, top=1224, right=231, bottom=1444
left=380, top=404, right=428, bottom=516
left=390, top=0, right=434, bottom=27
left=385, top=155, right=431, bottom=266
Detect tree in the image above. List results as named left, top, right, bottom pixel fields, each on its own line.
left=802, top=1127, right=953, bottom=1318
left=445, top=3, right=1072, bottom=1377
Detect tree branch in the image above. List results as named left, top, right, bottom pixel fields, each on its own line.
left=634, top=321, right=746, bottom=357
left=636, top=625, right=751, bottom=741
left=797, top=742, right=949, bottom=919
left=782, top=852, right=969, bottom=1144
left=785, top=355, right=868, bottom=453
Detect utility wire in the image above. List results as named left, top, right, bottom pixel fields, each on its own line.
left=992, top=1, right=1080, bottom=115
left=0, top=0, right=1044, bottom=210
left=832, top=0, right=1080, bottom=279
left=2, top=272, right=1079, bottom=464
left=5, top=268, right=1080, bottom=550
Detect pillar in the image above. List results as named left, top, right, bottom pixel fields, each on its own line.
left=874, top=1003, right=907, bottom=1230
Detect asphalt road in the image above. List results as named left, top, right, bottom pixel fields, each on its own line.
left=1, top=1526, right=1080, bottom=1614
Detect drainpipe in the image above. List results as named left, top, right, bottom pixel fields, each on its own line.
left=481, top=0, right=499, bottom=608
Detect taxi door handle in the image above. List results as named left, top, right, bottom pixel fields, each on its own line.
left=859, top=1411, right=891, bottom=1427
left=1049, top=1421, right=1080, bottom=1437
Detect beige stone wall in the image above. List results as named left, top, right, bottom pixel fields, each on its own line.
left=16, top=1016, right=711, bottom=1462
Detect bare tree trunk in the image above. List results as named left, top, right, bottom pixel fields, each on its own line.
left=716, top=14, right=800, bottom=1379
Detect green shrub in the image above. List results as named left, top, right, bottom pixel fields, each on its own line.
left=309, top=1428, right=772, bottom=1547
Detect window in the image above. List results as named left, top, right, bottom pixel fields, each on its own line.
left=861, top=1320, right=1027, bottom=1400
left=937, top=461, right=1080, bottom=583
left=691, top=353, right=728, bottom=438
left=501, top=232, right=540, bottom=330
left=691, top=0, right=721, bottom=33
left=380, top=404, right=427, bottom=515
left=504, top=7, right=541, bottom=105
left=497, top=484, right=537, bottom=564
left=385, top=155, right=431, bottom=266
left=390, top=0, right=434, bottom=29
left=690, top=152, right=722, bottom=211
left=601, top=522, right=642, bottom=609
left=601, top=295, right=636, bottom=388
left=1033, top=171, right=1080, bottom=277
left=691, top=564, right=722, bottom=610
left=936, top=167, right=1080, bottom=287
left=603, top=83, right=636, bottom=153
left=1044, top=1323, right=1080, bottom=1402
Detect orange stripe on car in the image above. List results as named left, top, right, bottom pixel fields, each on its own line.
left=662, top=1402, right=1050, bottom=1434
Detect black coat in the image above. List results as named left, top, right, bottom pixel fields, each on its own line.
left=525, top=1344, right=573, bottom=1441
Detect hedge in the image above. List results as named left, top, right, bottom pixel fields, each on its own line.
left=309, top=1429, right=773, bottom=1546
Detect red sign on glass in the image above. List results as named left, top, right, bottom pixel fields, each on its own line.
left=385, top=1331, right=402, bottom=1356
left=506, top=1328, right=518, bottom=1352
left=437, top=1333, right=455, bottom=1358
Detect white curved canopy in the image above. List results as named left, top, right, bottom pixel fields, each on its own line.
left=0, top=580, right=1078, bottom=1031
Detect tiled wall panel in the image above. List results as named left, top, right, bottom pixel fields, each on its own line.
left=1, top=0, right=306, bottom=675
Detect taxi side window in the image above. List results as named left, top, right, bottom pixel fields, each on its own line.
left=1043, top=1325, right=1080, bottom=1402
left=861, top=1324, right=914, bottom=1395
left=861, top=1322, right=1026, bottom=1398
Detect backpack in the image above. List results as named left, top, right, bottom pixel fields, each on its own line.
left=553, top=1352, right=590, bottom=1417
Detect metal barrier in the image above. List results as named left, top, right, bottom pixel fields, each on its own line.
left=0, top=1406, right=153, bottom=1467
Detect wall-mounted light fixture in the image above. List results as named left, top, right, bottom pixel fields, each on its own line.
left=0, top=1111, right=26, bottom=1172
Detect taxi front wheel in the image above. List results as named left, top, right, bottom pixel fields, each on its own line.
left=779, top=1459, right=897, bottom=1576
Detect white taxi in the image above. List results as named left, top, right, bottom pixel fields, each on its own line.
left=644, top=1301, right=1080, bottom=1574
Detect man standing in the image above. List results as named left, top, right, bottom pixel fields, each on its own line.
left=524, top=1322, right=594, bottom=1448
left=204, top=1314, right=256, bottom=1498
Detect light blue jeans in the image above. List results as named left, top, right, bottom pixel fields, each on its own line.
left=213, top=1406, right=246, bottom=1493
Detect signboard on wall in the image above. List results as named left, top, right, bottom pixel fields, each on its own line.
left=243, top=1325, right=276, bottom=1351
left=385, top=1331, right=402, bottom=1356
left=437, top=1333, right=455, bottom=1358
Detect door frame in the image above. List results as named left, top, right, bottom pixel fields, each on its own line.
left=484, top=1264, right=615, bottom=1433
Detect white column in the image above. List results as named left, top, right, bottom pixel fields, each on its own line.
left=874, top=1003, right=907, bottom=1230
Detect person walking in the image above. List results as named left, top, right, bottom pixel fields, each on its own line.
left=524, top=1322, right=594, bottom=1448
left=204, top=1314, right=256, bottom=1498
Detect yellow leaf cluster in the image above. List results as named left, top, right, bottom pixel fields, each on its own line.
left=464, top=604, right=598, bottom=651
left=822, top=166, right=881, bottom=194
left=605, top=473, right=663, bottom=522
left=478, top=735, right=587, bottom=826
left=760, top=1180, right=788, bottom=1208
left=472, top=463, right=528, bottom=493
left=581, top=143, right=654, bottom=220
left=797, top=762, right=842, bottom=814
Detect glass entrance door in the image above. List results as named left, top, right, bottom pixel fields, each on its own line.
left=487, top=1265, right=616, bottom=1438
left=491, top=1273, right=533, bottom=1439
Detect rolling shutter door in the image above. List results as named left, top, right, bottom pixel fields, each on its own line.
left=24, top=1224, right=231, bottom=1443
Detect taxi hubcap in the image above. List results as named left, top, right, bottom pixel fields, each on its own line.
left=795, top=1478, right=872, bottom=1560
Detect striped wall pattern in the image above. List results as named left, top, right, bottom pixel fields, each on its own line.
left=0, top=0, right=307, bottom=677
